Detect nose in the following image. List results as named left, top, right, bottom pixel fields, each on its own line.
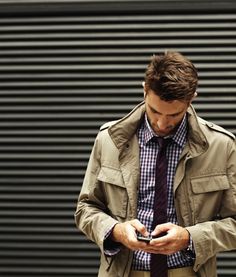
left=157, top=117, right=169, bottom=131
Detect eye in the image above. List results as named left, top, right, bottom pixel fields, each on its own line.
left=150, top=108, right=159, bottom=114
left=169, top=113, right=180, bottom=118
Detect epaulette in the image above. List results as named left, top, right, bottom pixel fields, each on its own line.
left=198, top=117, right=235, bottom=140
left=99, top=120, right=118, bottom=131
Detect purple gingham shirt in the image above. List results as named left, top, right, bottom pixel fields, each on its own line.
left=132, top=113, right=193, bottom=270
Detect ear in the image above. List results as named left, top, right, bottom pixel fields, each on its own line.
left=142, top=81, right=147, bottom=98
left=189, top=91, right=198, bottom=104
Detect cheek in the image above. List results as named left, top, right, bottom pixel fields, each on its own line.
left=171, top=116, right=183, bottom=127
left=169, top=118, right=178, bottom=126
left=146, top=111, right=156, bottom=123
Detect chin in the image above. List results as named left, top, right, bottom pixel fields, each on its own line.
left=155, top=129, right=174, bottom=137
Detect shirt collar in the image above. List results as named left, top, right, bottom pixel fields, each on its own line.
left=142, top=113, right=187, bottom=147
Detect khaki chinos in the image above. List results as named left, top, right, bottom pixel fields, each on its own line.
left=130, top=266, right=197, bottom=277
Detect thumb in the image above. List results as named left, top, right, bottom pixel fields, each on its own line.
left=131, top=219, right=149, bottom=237
left=151, top=223, right=171, bottom=237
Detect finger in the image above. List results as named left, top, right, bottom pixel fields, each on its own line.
left=129, top=240, right=150, bottom=251
left=130, top=219, right=149, bottom=237
left=125, top=223, right=139, bottom=242
left=150, top=233, right=170, bottom=246
left=123, top=222, right=150, bottom=248
left=151, top=222, right=172, bottom=238
left=118, top=225, right=141, bottom=250
left=149, top=235, right=171, bottom=248
left=150, top=226, right=173, bottom=247
left=144, top=243, right=174, bottom=255
left=128, top=233, right=153, bottom=250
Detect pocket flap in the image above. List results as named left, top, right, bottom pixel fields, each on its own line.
left=97, top=166, right=125, bottom=187
left=191, top=175, right=229, bottom=194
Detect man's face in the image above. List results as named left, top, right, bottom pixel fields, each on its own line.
left=145, top=90, right=190, bottom=137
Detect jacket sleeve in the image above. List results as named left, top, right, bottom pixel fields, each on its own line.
left=186, top=138, right=236, bottom=272
left=74, top=132, right=119, bottom=254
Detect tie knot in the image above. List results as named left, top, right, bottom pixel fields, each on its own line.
left=154, top=137, right=172, bottom=149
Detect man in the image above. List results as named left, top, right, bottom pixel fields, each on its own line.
left=75, top=51, right=236, bottom=277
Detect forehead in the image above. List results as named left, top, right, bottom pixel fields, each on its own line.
left=146, top=91, right=188, bottom=115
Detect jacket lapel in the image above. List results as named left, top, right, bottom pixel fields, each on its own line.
left=108, top=103, right=145, bottom=219
left=119, top=135, right=140, bottom=218
left=174, top=106, right=208, bottom=193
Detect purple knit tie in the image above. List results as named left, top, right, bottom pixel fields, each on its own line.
left=151, top=137, right=171, bottom=277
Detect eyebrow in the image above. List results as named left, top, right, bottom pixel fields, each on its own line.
left=148, top=104, right=184, bottom=116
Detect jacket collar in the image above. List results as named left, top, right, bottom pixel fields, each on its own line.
left=186, top=105, right=209, bottom=157
left=108, top=102, right=208, bottom=157
left=108, top=102, right=145, bottom=152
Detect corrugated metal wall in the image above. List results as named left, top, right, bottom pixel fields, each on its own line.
left=0, top=1, right=235, bottom=276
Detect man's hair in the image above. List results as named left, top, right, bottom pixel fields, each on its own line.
left=144, top=51, right=198, bottom=101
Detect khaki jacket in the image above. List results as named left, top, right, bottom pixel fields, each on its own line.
left=75, top=102, right=236, bottom=277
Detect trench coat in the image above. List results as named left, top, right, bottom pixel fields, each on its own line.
left=75, top=102, right=236, bottom=277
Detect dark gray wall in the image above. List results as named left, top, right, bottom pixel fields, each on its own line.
left=0, top=1, right=235, bottom=276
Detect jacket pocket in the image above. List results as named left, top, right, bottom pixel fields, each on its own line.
left=190, top=174, right=230, bottom=222
left=97, top=166, right=128, bottom=218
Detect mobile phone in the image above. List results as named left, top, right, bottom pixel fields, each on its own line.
left=137, top=235, right=152, bottom=243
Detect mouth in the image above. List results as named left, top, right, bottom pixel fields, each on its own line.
left=154, top=126, right=174, bottom=136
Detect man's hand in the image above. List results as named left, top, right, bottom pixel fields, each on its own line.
left=111, top=219, right=151, bottom=251
left=111, top=220, right=190, bottom=255
left=148, top=222, right=190, bottom=255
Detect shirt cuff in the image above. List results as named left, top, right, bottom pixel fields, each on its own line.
left=103, top=223, right=122, bottom=257
left=182, top=234, right=196, bottom=260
